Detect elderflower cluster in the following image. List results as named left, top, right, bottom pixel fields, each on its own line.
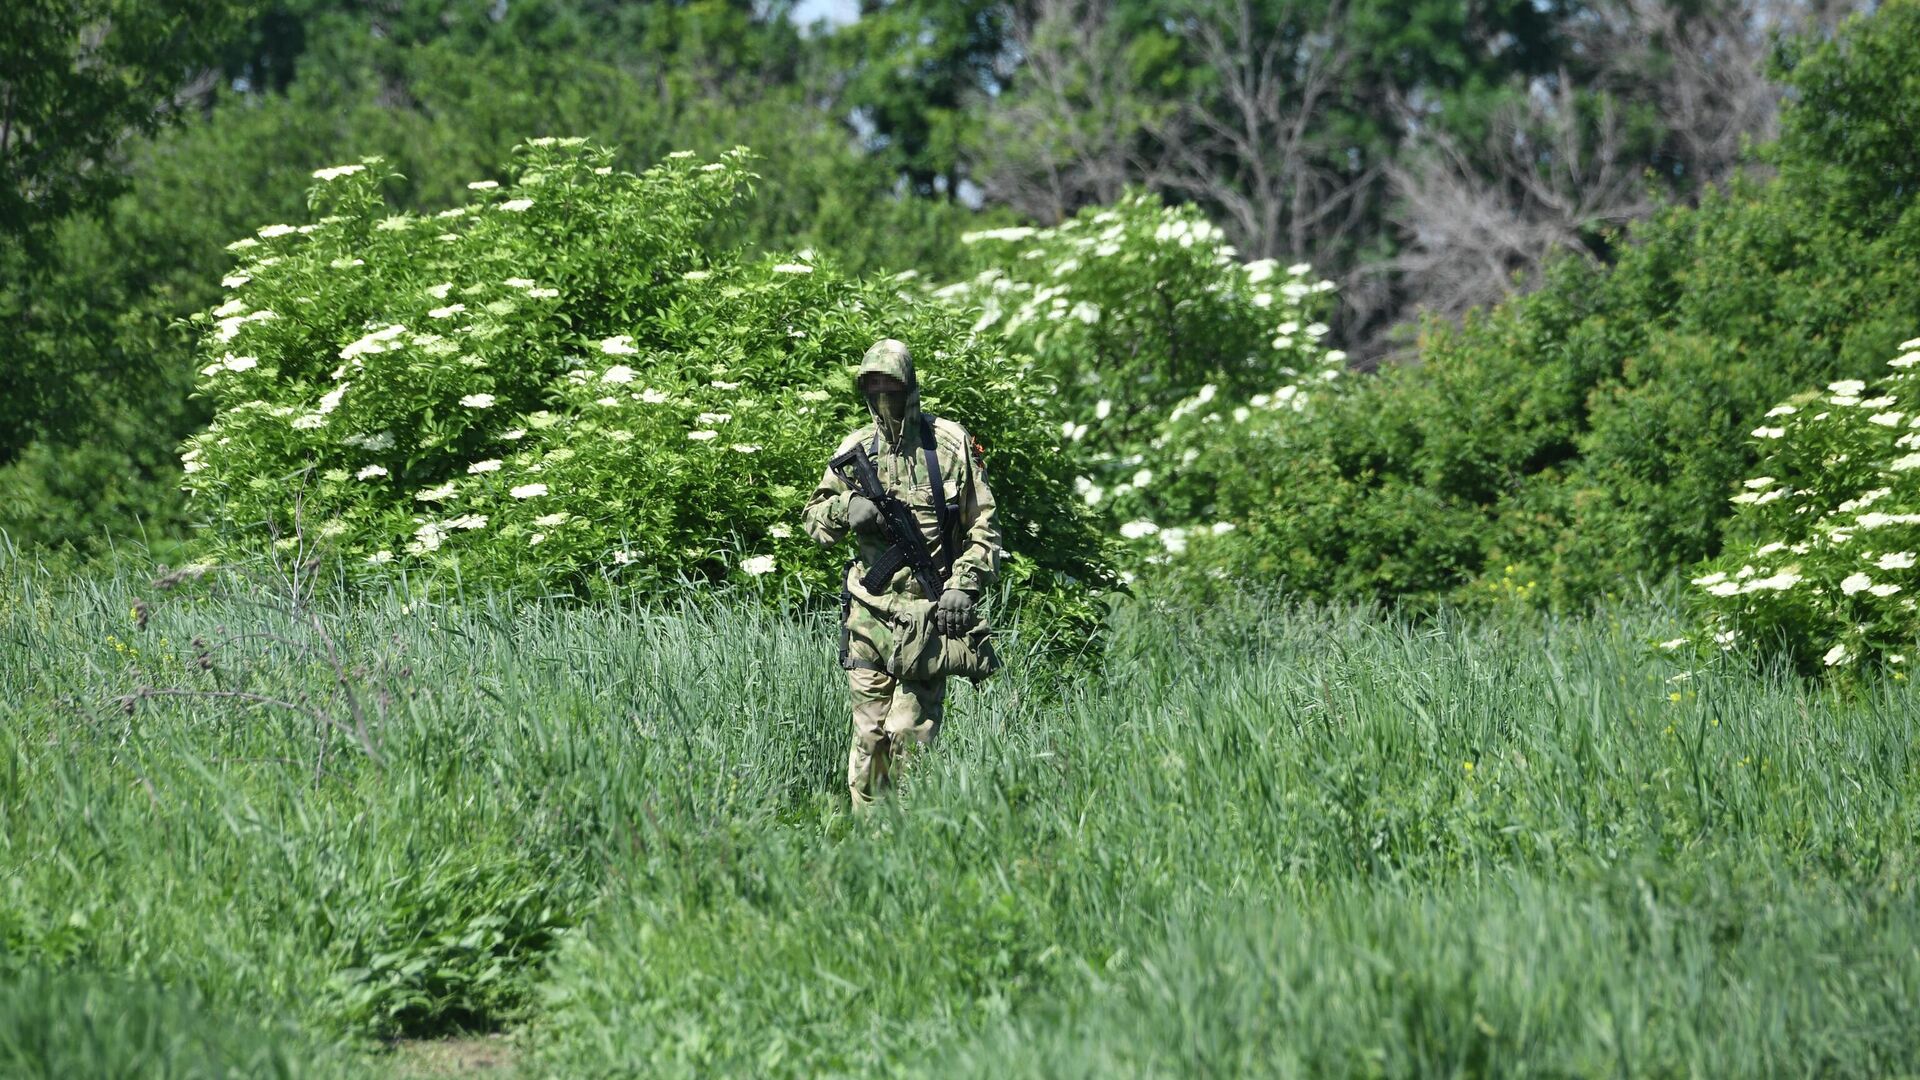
left=1679, top=336, right=1920, bottom=675
left=933, top=192, right=1345, bottom=574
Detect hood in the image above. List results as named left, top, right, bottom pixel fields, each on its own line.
left=855, top=338, right=917, bottom=395
left=855, top=339, right=921, bottom=435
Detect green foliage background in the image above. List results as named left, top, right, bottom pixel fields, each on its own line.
left=928, top=195, right=1346, bottom=566
left=5, top=2, right=1920, bottom=1073
left=1192, top=1, right=1920, bottom=610
left=1, top=5, right=991, bottom=553
left=9, top=0, right=1901, bottom=579
left=183, top=143, right=1109, bottom=605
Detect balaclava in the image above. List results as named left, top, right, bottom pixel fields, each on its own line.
left=855, top=338, right=918, bottom=444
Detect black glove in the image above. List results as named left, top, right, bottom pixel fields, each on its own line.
left=847, top=494, right=884, bottom=536
left=935, top=588, right=976, bottom=637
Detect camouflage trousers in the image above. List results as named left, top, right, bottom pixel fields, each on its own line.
left=841, top=584, right=945, bottom=806
left=846, top=668, right=945, bottom=807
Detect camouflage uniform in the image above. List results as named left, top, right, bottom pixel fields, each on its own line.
left=802, top=340, right=1001, bottom=807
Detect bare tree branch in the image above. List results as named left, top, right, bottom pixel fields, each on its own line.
left=1386, top=78, right=1654, bottom=327
left=1149, top=0, right=1372, bottom=264
left=975, top=0, right=1171, bottom=222
left=1384, top=0, right=1870, bottom=336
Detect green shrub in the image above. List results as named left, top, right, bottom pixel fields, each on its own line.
left=929, top=193, right=1345, bottom=573
left=1191, top=0, right=1920, bottom=609
left=2, top=28, right=991, bottom=557
left=1674, top=336, right=1920, bottom=677
left=180, top=142, right=1111, bottom=605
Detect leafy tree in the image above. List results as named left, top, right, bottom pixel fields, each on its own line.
left=0, top=0, right=255, bottom=247
left=829, top=0, right=1010, bottom=198
left=2, top=0, right=255, bottom=471
left=1200, top=0, right=1920, bottom=609
left=1770, top=2, right=1920, bottom=233
left=976, top=0, right=1580, bottom=347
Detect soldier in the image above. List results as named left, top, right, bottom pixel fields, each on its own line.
left=803, top=338, right=1001, bottom=808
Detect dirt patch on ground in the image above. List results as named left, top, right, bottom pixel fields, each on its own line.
left=388, top=1033, right=519, bottom=1077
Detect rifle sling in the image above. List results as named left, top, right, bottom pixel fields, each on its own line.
left=921, top=414, right=957, bottom=585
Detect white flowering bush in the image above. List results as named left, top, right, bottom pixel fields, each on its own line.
left=180, top=142, right=1112, bottom=604
left=927, top=192, right=1344, bottom=570
left=1675, top=336, right=1920, bottom=677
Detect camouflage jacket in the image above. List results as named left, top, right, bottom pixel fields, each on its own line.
left=802, top=409, right=1006, bottom=595
left=802, top=413, right=1002, bottom=604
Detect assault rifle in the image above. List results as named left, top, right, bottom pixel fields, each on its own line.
left=830, top=439, right=948, bottom=600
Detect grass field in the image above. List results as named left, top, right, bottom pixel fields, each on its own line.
left=2, top=550, right=1916, bottom=1077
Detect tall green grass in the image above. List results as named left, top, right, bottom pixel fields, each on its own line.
left=0, top=972, right=356, bottom=1079
left=2, top=550, right=1914, bottom=1077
